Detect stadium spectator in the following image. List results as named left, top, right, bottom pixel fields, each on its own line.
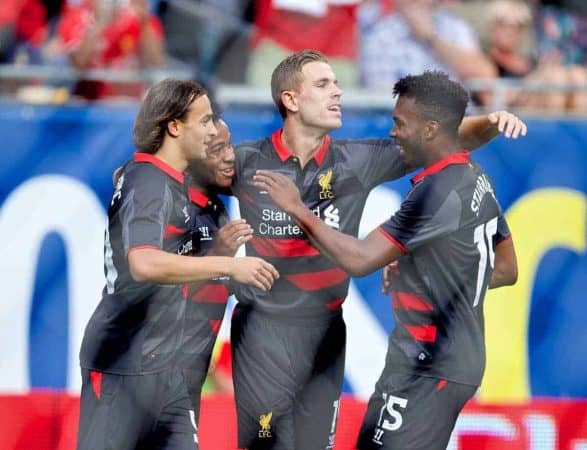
left=57, top=0, right=166, bottom=100
left=359, top=0, right=496, bottom=94
left=483, top=0, right=536, bottom=108
left=254, top=70, right=519, bottom=450
left=246, top=0, right=361, bottom=87
left=483, top=0, right=587, bottom=112
left=531, top=0, right=587, bottom=111
left=0, top=0, right=50, bottom=64
left=158, top=0, right=252, bottom=84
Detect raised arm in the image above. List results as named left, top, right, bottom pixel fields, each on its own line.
left=458, top=111, right=527, bottom=150
left=253, top=171, right=403, bottom=276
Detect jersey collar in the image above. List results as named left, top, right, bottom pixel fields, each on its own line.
left=134, top=152, right=185, bottom=184
left=411, top=151, right=470, bottom=184
left=189, top=187, right=210, bottom=208
left=271, top=129, right=331, bottom=167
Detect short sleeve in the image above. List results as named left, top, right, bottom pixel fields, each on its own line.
left=495, top=213, right=511, bottom=244
left=347, top=139, right=407, bottom=190
left=119, top=169, right=172, bottom=254
left=379, top=181, right=461, bottom=252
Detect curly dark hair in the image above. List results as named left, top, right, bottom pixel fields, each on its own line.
left=393, top=71, right=469, bottom=136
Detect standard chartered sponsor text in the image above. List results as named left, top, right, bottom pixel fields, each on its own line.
left=259, top=206, right=321, bottom=236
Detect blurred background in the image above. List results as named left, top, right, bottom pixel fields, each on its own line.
left=0, top=0, right=585, bottom=449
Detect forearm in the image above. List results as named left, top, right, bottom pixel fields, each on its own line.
left=458, top=115, right=499, bottom=150
left=429, top=37, right=496, bottom=81
left=488, top=269, right=514, bottom=289
left=129, top=248, right=235, bottom=283
left=70, top=26, right=102, bottom=68
left=139, top=20, right=165, bottom=67
left=290, top=204, right=370, bottom=276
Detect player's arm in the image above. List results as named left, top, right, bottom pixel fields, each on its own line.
left=488, top=237, right=518, bottom=288
left=458, top=111, right=527, bottom=150
left=254, top=171, right=402, bottom=276
left=128, top=248, right=278, bottom=291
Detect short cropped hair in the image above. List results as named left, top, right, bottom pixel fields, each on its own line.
left=393, top=71, right=469, bottom=136
left=271, top=50, right=329, bottom=118
left=133, top=79, right=207, bottom=154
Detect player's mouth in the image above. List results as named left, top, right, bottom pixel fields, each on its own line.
left=327, top=104, right=342, bottom=115
left=220, top=167, right=235, bottom=178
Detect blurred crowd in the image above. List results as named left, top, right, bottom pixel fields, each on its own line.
left=0, top=0, right=585, bottom=112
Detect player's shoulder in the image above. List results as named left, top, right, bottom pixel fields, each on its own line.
left=122, top=158, right=178, bottom=199
left=330, top=137, right=395, bottom=157
left=410, top=163, right=467, bottom=200
left=125, top=159, right=168, bottom=184
left=235, top=138, right=268, bottom=155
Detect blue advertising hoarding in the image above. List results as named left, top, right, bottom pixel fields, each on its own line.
left=0, top=102, right=585, bottom=403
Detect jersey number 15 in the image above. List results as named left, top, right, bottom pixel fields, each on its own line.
left=473, top=217, right=498, bottom=307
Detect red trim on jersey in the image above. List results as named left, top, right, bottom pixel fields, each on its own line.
left=271, top=129, right=331, bottom=166
left=189, top=187, right=209, bottom=207
left=496, top=234, right=513, bottom=245
left=182, top=283, right=188, bottom=300
left=393, top=292, right=434, bottom=312
left=164, top=224, right=186, bottom=238
left=313, top=135, right=331, bottom=166
left=411, top=152, right=470, bottom=184
left=209, top=319, right=222, bottom=335
left=126, top=245, right=160, bottom=258
left=404, top=324, right=437, bottom=343
left=191, top=284, right=229, bottom=303
left=134, top=152, right=185, bottom=184
left=326, top=298, right=345, bottom=310
left=250, top=236, right=320, bottom=258
left=285, top=267, right=348, bottom=291
left=436, top=379, right=448, bottom=391
left=90, top=370, right=102, bottom=399
left=377, top=228, right=408, bottom=253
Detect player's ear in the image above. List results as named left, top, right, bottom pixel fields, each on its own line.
left=167, top=119, right=181, bottom=138
left=424, top=121, right=440, bottom=141
left=281, top=90, right=299, bottom=114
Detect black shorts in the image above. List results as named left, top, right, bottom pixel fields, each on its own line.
left=77, top=367, right=198, bottom=450
left=182, top=356, right=211, bottom=423
left=231, top=305, right=346, bottom=450
left=357, top=372, right=477, bottom=450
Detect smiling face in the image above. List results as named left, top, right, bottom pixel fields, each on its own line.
left=189, top=120, right=235, bottom=191
left=390, top=96, right=428, bottom=167
left=287, top=61, right=343, bottom=132
left=176, top=94, right=217, bottom=161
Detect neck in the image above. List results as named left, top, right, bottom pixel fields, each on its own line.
left=423, top=137, right=462, bottom=166
left=155, top=143, right=188, bottom=173
left=281, top=119, right=327, bottom=167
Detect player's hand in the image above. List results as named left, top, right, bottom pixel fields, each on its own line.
left=253, top=170, right=302, bottom=214
left=230, top=257, right=279, bottom=292
left=212, top=219, right=253, bottom=257
left=381, top=261, right=399, bottom=295
left=487, top=111, right=527, bottom=139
